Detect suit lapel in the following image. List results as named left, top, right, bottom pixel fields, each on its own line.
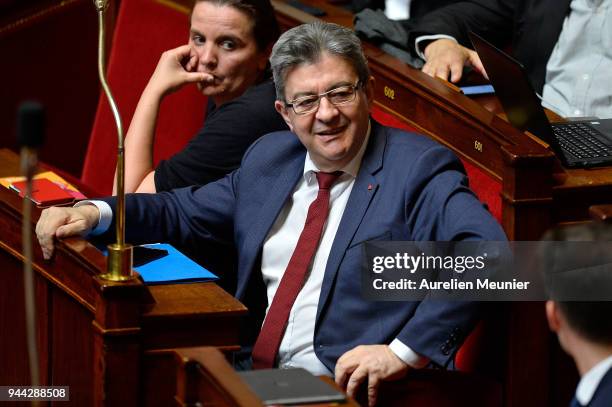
left=316, top=122, right=386, bottom=322
left=237, top=153, right=304, bottom=294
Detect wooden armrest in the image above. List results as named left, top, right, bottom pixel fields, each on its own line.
left=434, top=76, right=462, bottom=93
left=173, top=348, right=361, bottom=407
left=174, top=347, right=264, bottom=407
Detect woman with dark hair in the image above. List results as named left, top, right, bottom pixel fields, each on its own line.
left=118, top=0, right=287, bottom=193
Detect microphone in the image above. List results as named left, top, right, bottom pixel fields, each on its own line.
left=18, top=102, right=44, bottom=179
left=17, top=102, right=45, bottom=148
left=17, top=101, right=44, bottom=390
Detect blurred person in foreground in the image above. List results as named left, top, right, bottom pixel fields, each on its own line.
left=542, top=223, right=612, bottom=407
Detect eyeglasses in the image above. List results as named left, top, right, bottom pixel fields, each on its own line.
left=285, top=81, right=362, bottom=115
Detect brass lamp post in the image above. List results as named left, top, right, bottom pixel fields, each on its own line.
left=93, top=0, right=135, bottom=281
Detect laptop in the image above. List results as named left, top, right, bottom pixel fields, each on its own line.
left=238, top=368, right=346, bottom=405
left=468, top=31, right=612, bottom=168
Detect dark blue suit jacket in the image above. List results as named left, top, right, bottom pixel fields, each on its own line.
left=103, top=121, right=506, bottom=371
left=588, top=366, right=612, bottom=407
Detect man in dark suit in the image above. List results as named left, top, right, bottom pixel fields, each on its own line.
left=407, top=0, right=571, bottom=88
left=36, top=21, right=505, bottom=406
left=407, top=0, right=612, bottom=118
left=543, top=224, right=612, bottom=407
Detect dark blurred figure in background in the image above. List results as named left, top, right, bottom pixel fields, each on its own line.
left=352, top=0, right=458, bottom=68
left=542, top=224, right=612, bottom=407
left=406, top=0, right=612, bottom=118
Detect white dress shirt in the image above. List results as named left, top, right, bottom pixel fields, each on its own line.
left=385, top=0, right=411, bottom=20
left=575, top=354, right=612, bottom=405
left=542, top=0, right=612, bottom=118
left=260, top=138, right=362, bottom=375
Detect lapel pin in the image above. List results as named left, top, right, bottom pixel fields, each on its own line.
left=368, top=184, right=373, bottom=191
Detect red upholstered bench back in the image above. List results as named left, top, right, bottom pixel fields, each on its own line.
left=371, top=105, right=504, bottom=375
left=371, top=106, right=502, bottom=223
left=81, top=0, right=207, bottom=195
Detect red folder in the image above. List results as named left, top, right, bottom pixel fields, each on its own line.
left=12, top=178, right=75, bottom=206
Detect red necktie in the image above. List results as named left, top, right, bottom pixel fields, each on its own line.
left=251, top=171, right=342, bottom=369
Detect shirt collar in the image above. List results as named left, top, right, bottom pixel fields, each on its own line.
left=304, top=120, right=371, bottom=183
left=576, top=354, right=612, bottom=405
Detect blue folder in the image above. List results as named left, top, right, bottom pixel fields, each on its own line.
left=101, top=243, right=218, bottom=285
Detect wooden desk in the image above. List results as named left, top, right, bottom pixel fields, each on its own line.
left=174, top=347, right=360, bottom=407
left=0, top=149, right=247, bottom=406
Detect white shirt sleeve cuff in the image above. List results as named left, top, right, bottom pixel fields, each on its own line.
left=74, top=200, right=113, bottom=236
left=389, top=339, right=430, bottom=369
left=415, top=34, right=458, bottom=60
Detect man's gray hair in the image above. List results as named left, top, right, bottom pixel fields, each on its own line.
left=270, top=21, right=370, bottom=102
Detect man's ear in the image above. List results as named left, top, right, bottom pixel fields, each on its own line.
left=275, top=100, right=294, bottom=132
left=546, top=300, right=561, bottom=333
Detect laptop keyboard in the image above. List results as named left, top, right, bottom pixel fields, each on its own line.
left=552, top=123, right=612, bottom=159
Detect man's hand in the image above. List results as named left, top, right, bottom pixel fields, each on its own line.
left=146, top=44, right=213, bottom=97
left=334, top=345, right=409, bottom=407
left=422, top=39, right=486, bottom=83
left=35, top=205, right=100, bottom=260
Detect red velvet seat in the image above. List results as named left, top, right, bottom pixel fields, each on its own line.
left=371, top=106, right=502, bottom=223
left=81, top=0, right=207, bottom=195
